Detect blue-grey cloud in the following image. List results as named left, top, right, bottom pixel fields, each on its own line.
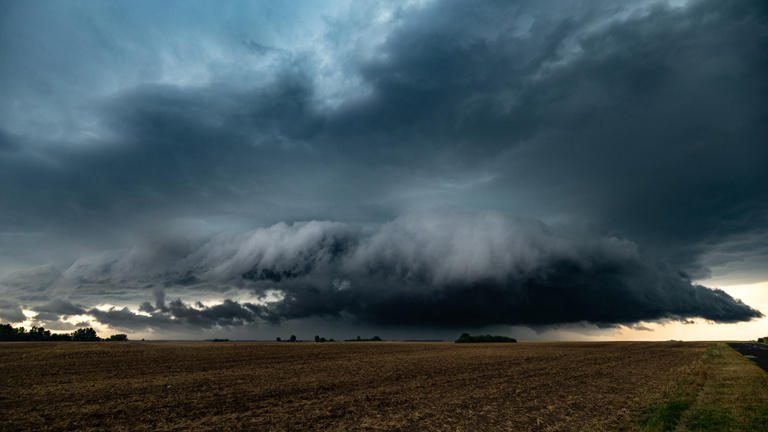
left=31, top=299, right=87, bottom=321
left=1, top=0, right=766, bottom=334
left=34, top=213, right=762, bottom=331
left=0, top=300, right=25, bottom=323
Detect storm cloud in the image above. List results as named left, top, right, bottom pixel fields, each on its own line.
left=31, top=299, right=87, bottom=321
left=32, top=213, right=761, bottom=331
left=1, top=0, right=766, bottom=336
left=0, top=300, right=25, bottom=323
left=89, top=299, right=265, bottom=331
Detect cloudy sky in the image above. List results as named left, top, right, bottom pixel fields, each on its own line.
left=1, top=0, right=766, bottom=340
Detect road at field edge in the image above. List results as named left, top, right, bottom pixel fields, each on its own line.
left=728, top=342, right=768, bottom=372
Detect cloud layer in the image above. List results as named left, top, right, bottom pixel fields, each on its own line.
left=16, top=213, right=761, bottom=331
left=1, top=0, right=766, bottom=335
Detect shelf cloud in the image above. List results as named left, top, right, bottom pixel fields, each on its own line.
left=23, top=213, right=762, bottom=330
left=1, top=0, right=766, bottom=336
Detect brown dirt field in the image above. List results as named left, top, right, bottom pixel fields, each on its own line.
left=0, top=341, right=712, bottom=431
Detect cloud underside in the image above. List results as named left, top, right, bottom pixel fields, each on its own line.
left=0, top=0, right=766, bottom=335
left=1, top=0, right=766, bottom=277
left=24, top=214, right=762, bottom=331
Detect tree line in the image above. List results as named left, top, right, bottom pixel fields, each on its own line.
left=275, top=335, right=382, bottom=342
left=0, top=324, right=127, bottom=342
left=455, top=333, right=517, bottom=343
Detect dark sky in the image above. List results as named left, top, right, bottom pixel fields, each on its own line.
left=1, top=0, right=766, bottom=339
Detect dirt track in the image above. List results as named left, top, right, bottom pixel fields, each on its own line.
left=0, top=341, right=711, bottom=431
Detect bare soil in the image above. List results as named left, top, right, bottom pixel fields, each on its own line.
left=0, top=341, right=712, bottom=431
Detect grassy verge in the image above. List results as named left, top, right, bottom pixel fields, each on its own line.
left=636, top=343, right=768, bottom=432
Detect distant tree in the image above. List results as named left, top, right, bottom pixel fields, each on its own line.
left=345, top=336, right=384, bottom=342
left=457, top=333, right=471, bottom=343
left=276, top=337, right=282, bottom=342
left=0, top=324, right=17, bottom=341
left=289, top=334, right=297, bottom=342
left=314, top=335, right=320, bottom=342
left=455, top=333, right=517, bottom=343
left=72, top=327, right=100, bottom=341
left=0, top=324, right=74, bottom=341
left=108, top=334, right=128, bottom=341
left=49, top=333, right=72, bottom=341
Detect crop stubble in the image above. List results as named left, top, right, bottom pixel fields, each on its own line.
left=0, top=341, right=710, bottom=431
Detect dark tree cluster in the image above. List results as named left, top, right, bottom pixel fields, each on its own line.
left=758, top=336, right=768, bottom=344
left=0, top=323, right=126, bottom=342
left=344, top=336, right=383, bottom=342
left=0, top=324, right=72, bottom=341
left=455, top=333, right=517, bottom=343
left=71, top=327, right=100, bottom=341
left=275, top=335, right=378, bottom=342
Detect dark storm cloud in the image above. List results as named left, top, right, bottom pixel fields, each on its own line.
left=499, top=0, right=768, bottom=275
left=318, top=0, right=768, bottom=276
left=31, top=299, right=86, bottom=321
left=89, top=299, right=265, bottom=330
left=0, top=76, right=322, bottom=235
left=0, top=300, right=25, bottom=323
left=1, top=0, right=767, bottom=333
left=1, top=0, right=764, bottom=259
left=0, top=265, right=60, bottom=295
left=47, top=214, right=761, bottom=331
